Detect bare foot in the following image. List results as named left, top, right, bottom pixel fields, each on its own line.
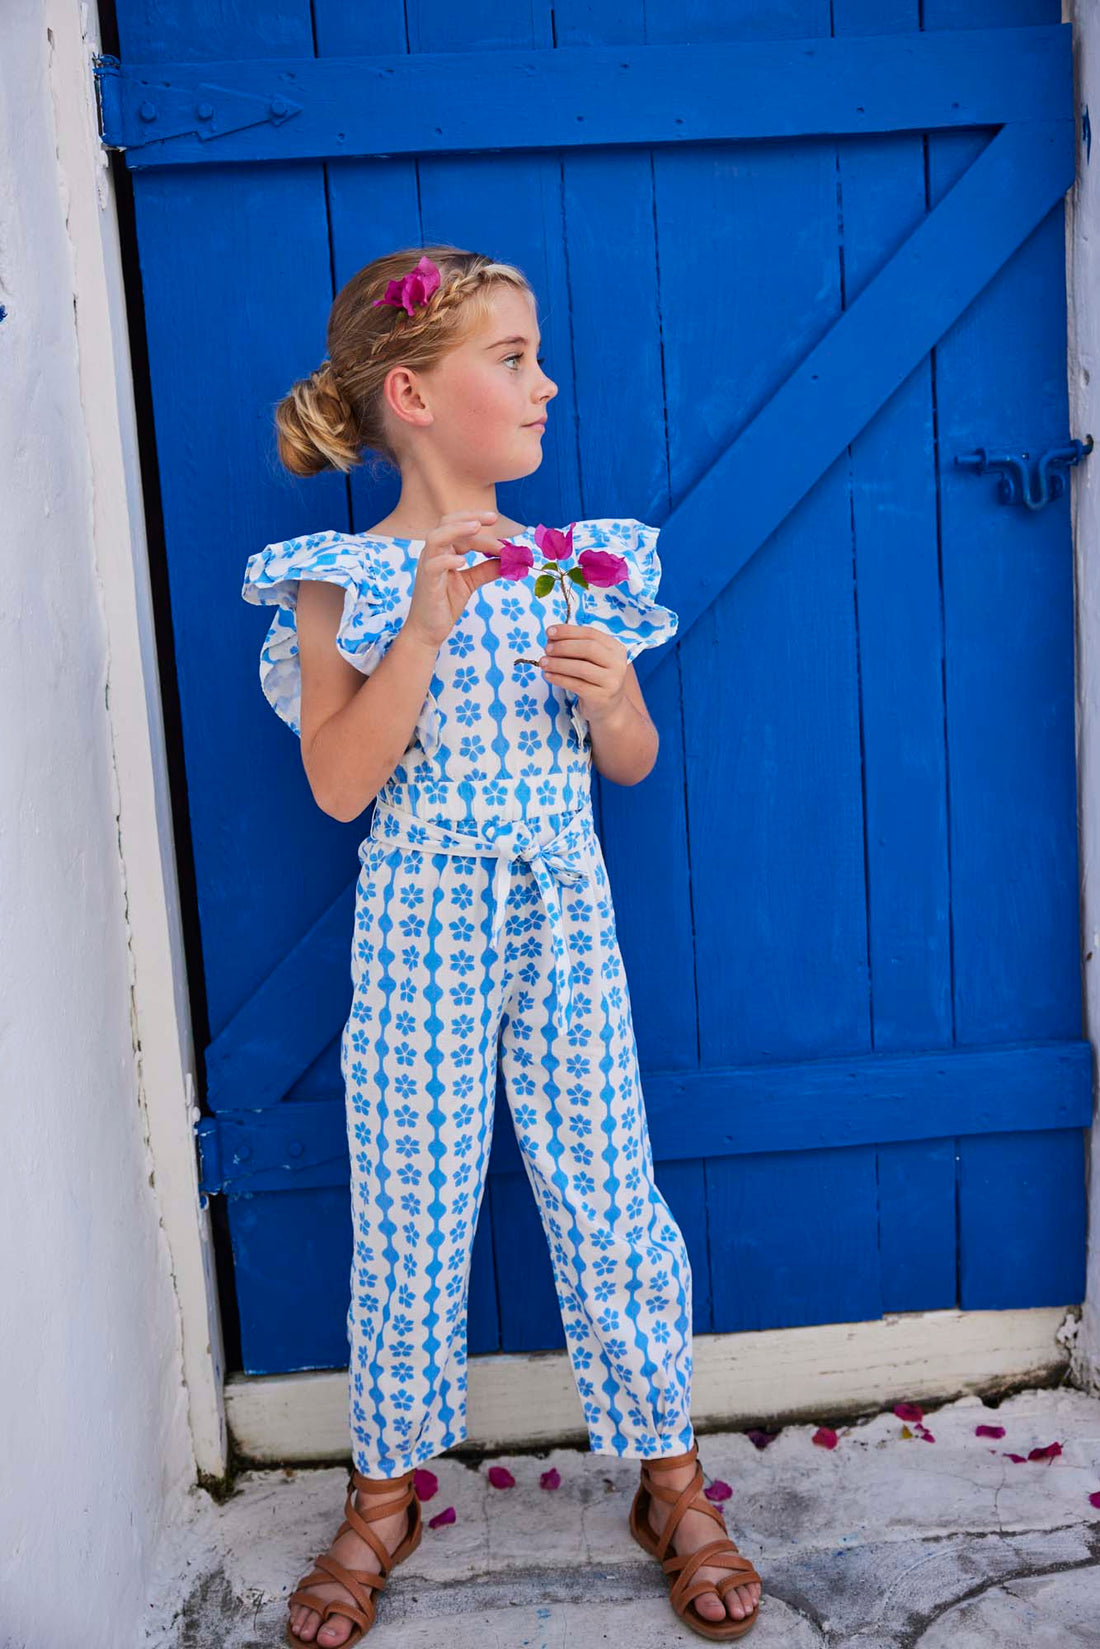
left=643, top=1456, right=762, bottom=1627
left=288, top=1475, right=414, bottom=1646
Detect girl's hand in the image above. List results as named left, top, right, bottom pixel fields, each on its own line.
left=538, top=624, right=629, bottom=721
left=402, top=510, right=505, bottom=650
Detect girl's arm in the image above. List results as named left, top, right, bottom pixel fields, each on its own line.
left=539, top=625, right=660, bottom=786
left=295, top=509, right=503, bottom=821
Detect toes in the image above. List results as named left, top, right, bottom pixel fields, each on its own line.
left=317, top=1618, right=352, bottom=1648
left=289, top=1606, right=318, bottom=1642
left=693, top=1591, right=727, bottom=1622
left=726, top=1583, right=759, bottom=1620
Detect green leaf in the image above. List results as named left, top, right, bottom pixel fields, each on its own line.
left=534, top=573, right=556, bottom=598
left=567, top=568, right=589, bottom=588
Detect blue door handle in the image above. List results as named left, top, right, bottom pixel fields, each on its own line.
left=955, top=436, right=1093, bottom=510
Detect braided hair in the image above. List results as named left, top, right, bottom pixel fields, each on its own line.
left=274, top=244, right=533, bottom=477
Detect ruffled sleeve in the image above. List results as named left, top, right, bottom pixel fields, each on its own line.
left=241, top=530, right=422, bottom=743
left=575, top=518, right=679, bottom=662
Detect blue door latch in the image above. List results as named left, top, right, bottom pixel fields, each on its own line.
left=955, top=436, right=1093, bottom=510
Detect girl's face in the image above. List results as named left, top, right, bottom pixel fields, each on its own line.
left=391, top=285, right=559, bottom=482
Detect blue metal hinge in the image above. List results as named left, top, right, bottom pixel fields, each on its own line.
left=955, top=435, right=1094, bottom=510
left=93, top=53, right=302, bottom=153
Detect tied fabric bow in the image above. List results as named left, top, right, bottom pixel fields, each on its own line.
left=372, top=255, right=442, bottom=316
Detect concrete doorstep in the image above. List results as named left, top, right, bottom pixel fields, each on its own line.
left=147, top=1386, right=1100, bottom=1648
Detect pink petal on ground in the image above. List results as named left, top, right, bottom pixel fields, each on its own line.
left=812, top=1427, right=839, bottom=1449
left=488, top=1465, right=516, bottom=1489
left=540, top=1467, right=561, bottom=1490
left=704, top=1479, right=732, bottom=1503
left=893, top=1402, right=924, bottom=1424
left=1028, top=1442, right=1063, bottom=1462
left=1003, top=1452, right=1029, bottom=1463
left=576, top=548, right=630, bottom=588
left=1088, top=1491, right=1100, bottom=1509
left=918, top=1431, right=936, bottom=1443
left=746, top=1429, right=776, bottom=1450
left=413, top=1468, right=438, bottom=1501
left=975, top=1424, right=1006, bottom=1439
left=428, top=1505, right=456, bottom=1528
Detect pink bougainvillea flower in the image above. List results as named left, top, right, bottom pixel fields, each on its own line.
left=487, top=1464, right=516, bottom=1489
left=413, top=1468, right=438, bottom=1501
left=812, top=1427, right=839, bottom=1450
left=745, top=1429, right=776, bottom=1451
left=704, top=1478, right=732, bottom=1503
left=975, top=1424, right=1006, bottom=1439
left=1088, top=1490, right=1100, bottom=1509
left=428, top=1504, right=456, bottom=1529
left=576, top=547, right=630, bottom=589
left=534, top=523, right=574, bottom=562
left=1004, top=1452, right=1029, bottom=1463
left=915, top=1428, right=936, bottom=1443
left=372, top=254, right=441, bottom=316
left=540, top=1467, right=561, bottom=1490
left=1028, top=1442, right=1063, bottom=1462
left=492, top=540, right=535, bottom=581
left=893, top=1402, right=924, bottom=1424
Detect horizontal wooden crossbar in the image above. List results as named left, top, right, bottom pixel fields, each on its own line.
left=196, top=1037, right=1092, bottom=1194
left=635, top=115, right=1077, bottom=689
left=96, top=24, right=1070, bottom=167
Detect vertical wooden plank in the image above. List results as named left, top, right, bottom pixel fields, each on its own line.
left=647, top=0, right=880, bottom=1332
left=925, top=0, right=1086, bottom=1307
left=114, top=0, right=359, bottom=1373
left=551, top=0, right=709, bottom=1324
left=832, top=0, right=957, bottom=1308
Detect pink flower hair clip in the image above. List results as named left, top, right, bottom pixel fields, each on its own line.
left=372, top=255, right=442, bottom=317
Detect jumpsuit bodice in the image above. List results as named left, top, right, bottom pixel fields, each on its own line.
left=241, top=517, right=678, bottom=827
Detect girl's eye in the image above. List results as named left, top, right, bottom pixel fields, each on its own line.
left=504, top=353, right=548, bottom=368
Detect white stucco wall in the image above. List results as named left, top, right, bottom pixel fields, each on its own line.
left=1069, top=0, right=1100, bottom=1394
left=0, top=2, right=202, bottom=1642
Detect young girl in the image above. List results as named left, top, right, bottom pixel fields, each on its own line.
left=241, top=245, right=763, bottom=1646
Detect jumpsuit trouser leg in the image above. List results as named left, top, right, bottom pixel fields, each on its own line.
left=341, top=795, right=695, bottom=1479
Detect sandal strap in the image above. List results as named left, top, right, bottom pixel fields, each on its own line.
left=340, top=1474, right=415, bottom=1572
left=641, top=1459, right=725, bottom=1561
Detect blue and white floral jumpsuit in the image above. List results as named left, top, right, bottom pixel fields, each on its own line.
left=242, top=518, right=696, bottom=1478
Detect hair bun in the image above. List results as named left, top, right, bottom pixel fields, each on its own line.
left=274, top=358, right=363, bottom=476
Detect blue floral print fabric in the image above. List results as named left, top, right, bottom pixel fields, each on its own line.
left=240, top=519, right=678, bottom=762
left=241, top=518, right=695, bottom=1477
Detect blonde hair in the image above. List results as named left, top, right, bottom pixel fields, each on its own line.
left=274, top=243, right=534, bottom=477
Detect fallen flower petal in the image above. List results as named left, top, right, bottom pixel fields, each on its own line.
left=1003, top=1452, right=1029, bottom=1463
left=704, top=1479, right=733, bottom=1503
left=413, top=1468, right=438, bottom=1501
left=428, top=1505, right=456, bottom=1528
left=893, top=1402, right=924, bottom=1424
left=812, top=1427, right=839, bottom=1449
left=540, top=1467, right=561, bottom=1490
left=488, top=1465, right=516, bottom=1489
left=1028, top=1442, right=1063, bottom=1462
left=1088, top=1491, right=1100, bottom=1509
left=975, top=1424, right=1006, bottom=1439
left=745, top=1429, right=776, bottom=1450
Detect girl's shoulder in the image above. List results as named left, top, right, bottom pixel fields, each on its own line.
left=240, top=528, right=412, bottom=738
left=570, top=517, right=678, bottom=661
left=241, top=527, right=410, bottom=612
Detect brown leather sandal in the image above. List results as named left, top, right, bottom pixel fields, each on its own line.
left=629, top=1440, right=762, bottom=1640
left=285, top=1465, right=422, bottom=1647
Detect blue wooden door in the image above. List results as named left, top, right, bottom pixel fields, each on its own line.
left=98, top=1, right=1091, bottom=1377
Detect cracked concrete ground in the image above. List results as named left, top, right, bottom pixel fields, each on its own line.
left=145, top=1386, right=1100, bottom=1647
